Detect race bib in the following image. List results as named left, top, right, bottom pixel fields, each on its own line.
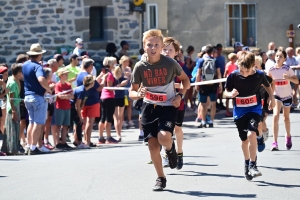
left=236, top=95, right=257, bottom=107
left=145, top=91, right=167, bottom=102
left=275, top=80, right=288, bottom=86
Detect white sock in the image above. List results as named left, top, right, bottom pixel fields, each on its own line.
left=30, top=145, right=36, bottom=150
left=44, top=139, right=48, bottom=144
left=139, top=130, right=144, bottom=136
left=201, top=120, right=206, bottom=125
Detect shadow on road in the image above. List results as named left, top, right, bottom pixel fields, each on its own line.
left=168, top=170, right=244, bottom=179
left=255, top=181, right=300, bottom=188
left=260, top=166, right=300, bottom=171
left=0, top=176, right=7, bottom=178
left=165, top=190, right=256, bottom=198
left=184, top=162, right=218, bottom=167
left=0, top=159, right=22, bottom=161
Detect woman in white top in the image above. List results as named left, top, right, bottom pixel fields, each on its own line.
left=267, top=50, right=299, bottom=151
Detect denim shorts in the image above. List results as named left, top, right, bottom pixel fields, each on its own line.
left=25, top=94, right=48, bottom=125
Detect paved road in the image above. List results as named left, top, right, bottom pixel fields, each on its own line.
left=1, top=111, right=300, bottom=200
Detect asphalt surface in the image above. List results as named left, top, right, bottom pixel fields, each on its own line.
left=1, top=109, right=300, bottom=200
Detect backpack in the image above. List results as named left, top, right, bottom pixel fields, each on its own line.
left=202, top=58, right=216, bottom=81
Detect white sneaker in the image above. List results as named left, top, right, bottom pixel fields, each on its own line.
left=162, top=155, right=169, bottom=168
left=263, top=128, right=269, bottom=142
left=122, top=121, right=128, bottom=128
left=77, top=143, right=90, bottom=149
left=128, top=121, right=135, bottom=127
left=38, top=145, right=50, bottom=153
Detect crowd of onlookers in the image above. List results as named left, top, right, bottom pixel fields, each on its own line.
left=1, top=38, right=300, bottom=156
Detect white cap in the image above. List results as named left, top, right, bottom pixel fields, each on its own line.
left=75, top=38, right=83, bottom=43
left=201, top=46, right=206, bottom=52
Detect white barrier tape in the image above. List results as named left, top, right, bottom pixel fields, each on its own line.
left=290, top=66, right=300, bottom=69
left=104, top=87, right=129, bottom=90
left=190, top=78, right=227, bottom=86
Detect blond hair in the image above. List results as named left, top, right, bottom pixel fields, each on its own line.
left=103, top=56, right=116, bottom=67
left=255, top=55, right=262, bottom=65
left=142, top=29, right=163, bottom=45
left=119, top=55, right=130, bottom=66
left=228, top=53, right=237, bottom=61
left=296, top=47, right=300, bottom=55
left=113, top=65, right=123, bottom=79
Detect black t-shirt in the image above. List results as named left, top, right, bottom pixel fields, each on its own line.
left=225, top=69, right=270, bottom=99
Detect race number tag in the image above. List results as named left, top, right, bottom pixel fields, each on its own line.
left=275, top=80, right=288, bottom=86
left=236, top=95, right=257, bottom=107
left=145, top=91, right=167, bottom=102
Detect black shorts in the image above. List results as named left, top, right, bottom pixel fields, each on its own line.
left=20, top=102, right=27, bottom=120
left=47, top=103, right=54, bottom=117
left=234, top=112, right=261, bottom=141
left=175, top=110, right=185, bottom=127
left=115, top=98, right=125, bottom=107
left=0, top=107, right=2, bottom=118
left=274, top=95, right=292, bottom=107
left=141, top=103, right=177, bottom=142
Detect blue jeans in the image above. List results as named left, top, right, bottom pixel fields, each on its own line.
left=25, top=94, right=48, bottom=125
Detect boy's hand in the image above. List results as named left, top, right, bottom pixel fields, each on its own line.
left=231, top=88, right=239, bottom=98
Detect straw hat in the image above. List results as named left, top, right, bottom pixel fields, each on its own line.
left=57, top=68, right=70, bottom=77
left=27, top=43, right=46, bottom=55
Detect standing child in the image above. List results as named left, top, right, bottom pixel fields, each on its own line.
left=55, top=68, right=74, bottom=149
left=72, top=75, right=95, bottom=149
left=224, top=53, right=238, bottom=117
left=1, top=63, right=23, bottom=155
left=225, top=51, right=275, bottom=180
left=266, top=50, right=299, bottom=151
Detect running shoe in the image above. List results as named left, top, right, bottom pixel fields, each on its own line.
left=147, top=160, right=153, bottom=164
left=176, top=153, right=183, bottom=170
left=244, top=164, right=253, bottom=181
left=105, top=137, right=118, bottom=144
left=286, top=136, right=292, bottom=150
left=63, top=143, right=73, bottom=149
left=248, top=165, right=262, bottom=178
left=55, top=143, right=65, bottom=149
left=162, top=155, right=169, bottom=168
left=28, top=147, right=44, bottom=155
left=225, top=111, right=233, bottom=117
left=44, top=142, right=54, bottom=150
left=0, top=151, right=7, bottom=156
left=271, top=142, right=279, bottom=151
left=152, top=177, right=167, bottom=191
left=127, top=121, right=135, bottom=128
left=257, top=136, right=266, bottom=152
left=122, top=121, right=128, bottom=128
left=165, top=141, right=178, bottom=169
left=38, top=145, right=50, bottom=153
left=97, top=138, right=106, bottom=144
left=89, top=143, right=97, bottom=147
left=117, top=137, right=122, bottom=142
left=77, top=143, right=90, bottom=149
left=198, top=123, right=207, bottom=128
left=262, top=128, right=269, bottom=142
left=138, top=135, right=144, bottom=141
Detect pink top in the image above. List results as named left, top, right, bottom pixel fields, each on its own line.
left=267, top=65, right=294, bottom=99
left=100, top=72, right=115, bottom=99
left=225, top=61, right=237, bottom=77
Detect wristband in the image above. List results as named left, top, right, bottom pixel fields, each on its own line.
left=176, top=92, right=183, bottom=99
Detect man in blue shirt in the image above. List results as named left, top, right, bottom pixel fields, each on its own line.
left=215, top=44, right=226, bottom=109
left=23, top=43, right=51, bottom=155
left=195, top=45, right=222, bottom=128
left=76, top=58, right=106, bottom=147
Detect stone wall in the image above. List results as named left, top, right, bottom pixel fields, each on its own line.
left=0, top=0, right=141, bottom=64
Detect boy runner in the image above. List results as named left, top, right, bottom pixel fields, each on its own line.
left=129, top=29, right=190, bottom=191
left=225, top=51, right=275, bottom=180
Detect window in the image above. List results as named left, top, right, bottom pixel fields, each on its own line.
left=225, top=3, right=256, bottom=47
left=147, top=4, right=158, bottom=29
left=90, top=7, right=104, bottom=40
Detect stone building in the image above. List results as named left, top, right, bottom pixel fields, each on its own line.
left=165, top=0, right=300, bottom=58
left=0, top=0, right=141, bottom=64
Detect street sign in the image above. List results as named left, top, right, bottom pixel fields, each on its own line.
left=286, top=30, right=295, bottom=38
left=129, top=1, right=145, bottom=12
left=133, top=0, right=144, bottom=6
